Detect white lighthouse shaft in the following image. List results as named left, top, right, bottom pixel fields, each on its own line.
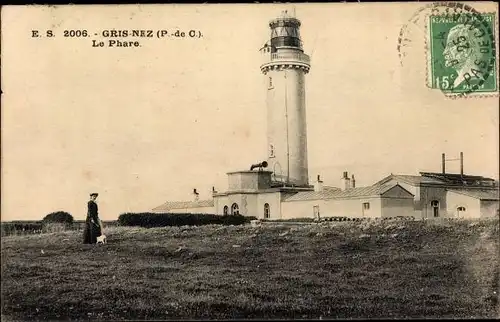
left=260, top=12, right=310, bottom=186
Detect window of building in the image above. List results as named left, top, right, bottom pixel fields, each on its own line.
left=457, top=206, right=466, bottom=218
left=363, top=202, right=370, bottom=210
left=231, top=203, right=239, bottom=215
left=431, top=200, right=439, bottom=217
left=223, top=205, right=229, bottom=215
left=268, top=77, right=273, bottom=89
left=264, top=203, right=270, bottom=219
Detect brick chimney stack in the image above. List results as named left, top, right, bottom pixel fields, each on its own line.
left=314, top=174, right=324, bottom=192
left=340, top=171, right=351, bottom=191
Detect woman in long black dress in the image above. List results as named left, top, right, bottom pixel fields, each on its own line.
left=83, top=193, right=102, bottom=244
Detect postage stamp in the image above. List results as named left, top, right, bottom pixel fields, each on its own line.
left=428, top=12, right=497, bottom=95
left=398, top=1, right=499, bottom=98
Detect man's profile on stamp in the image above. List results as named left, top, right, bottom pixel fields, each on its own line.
left=443, top=23, right=488, bottom=90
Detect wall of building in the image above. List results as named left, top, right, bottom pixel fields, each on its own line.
left=379, top=179, right=422, bottom=218
left=380, top=198, right=415, bottom=218
left=480, top=200, right=500, bottom=218
left=419, top=186, right=448, bottom=219
left=378, top=185, right=414, bottom=218
left=256, top=192, right=282, bottom=219
left=379, top=179, right=498, bottom=219
left=281, top=199, right=325, bottom=219
left=215, top=191, right=292, bottom=219
left=227, top=172, right=272, bottom=191
left=412, top=185, right=422, bottom=218
left=213, top=196, right=221, bottom=215
left=281, top=197, right=382, bottom=219
left=353, top=198, right=382, bottom=218
left=215, top=195, right=230, bottom=215
left=163, top=206, right=215, bottom=214
left=214, top=193, right=259, bottom=217
left=446, top=192, right=480, bottom=219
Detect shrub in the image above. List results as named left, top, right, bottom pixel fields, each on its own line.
left=1, top=222, right=44, bottom=236
left=117, top=212, right=257, bottom=228
left=42, top=211, right=74, bottom=225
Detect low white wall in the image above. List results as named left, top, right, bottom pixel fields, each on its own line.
left=446, top=192, right=480, bottom=219
left=281, top=197, right=382, bottom=219
left=480, top=200, right=499, bottom=218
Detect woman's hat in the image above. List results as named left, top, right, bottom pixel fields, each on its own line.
left=90, top=193, right=99, bottom=197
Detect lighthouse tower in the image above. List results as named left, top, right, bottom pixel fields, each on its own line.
left=260, top=10, right=311, bottom=186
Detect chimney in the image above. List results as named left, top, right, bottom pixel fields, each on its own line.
left=212, top=186, right=217, bottom=194
left=460, top=152, right=464, bottom=176
left=351, top=174, right=356, bottom=188
left=193, top=188, right=199, bottom=201
left=442, top=153, right=446, bottom=174
left=340, top=171, right=351, bottom=191
left=314, top=174, right=324, bottom=192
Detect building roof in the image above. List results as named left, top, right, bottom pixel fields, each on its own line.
left=282, top=186, right=338, bottom=201
left=283, top=183, right=409, bottom=202
left=213, top=185, right=314, bottom=197
left=420, top=172, right=496, bottom=185
left=375, top=174, right=445, bottom=186
left=152, top=199, right=214, bottom=212
left=375, top=172, right=497, bottom=187
left=447, top=189, right=499, bottom=201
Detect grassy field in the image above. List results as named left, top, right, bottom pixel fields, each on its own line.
left=1, top=219, right=499, bottom=320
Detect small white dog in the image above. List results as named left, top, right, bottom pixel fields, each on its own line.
left=96, top=234, right=107, bottom=245
left=96, top=218, right=106, bottom=245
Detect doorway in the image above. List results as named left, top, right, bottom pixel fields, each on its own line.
left=264, top=203, right=270, bottom=219
left=362, top=202, right=370, bottom=217
left=313, top=205, right=320, bottom=220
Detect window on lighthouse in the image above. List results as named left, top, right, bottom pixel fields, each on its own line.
left=269, top=144, right=275, bottom=158
left=268, top=76, right=273, bottom=89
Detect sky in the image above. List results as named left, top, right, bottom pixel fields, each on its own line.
left=1, top=3, right=499, bottom=221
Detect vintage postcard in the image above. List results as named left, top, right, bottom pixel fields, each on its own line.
left=1, top=2, right=499, bottom=320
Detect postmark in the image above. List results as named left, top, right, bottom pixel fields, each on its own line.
left=397, top=2, right=499, bottom=98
